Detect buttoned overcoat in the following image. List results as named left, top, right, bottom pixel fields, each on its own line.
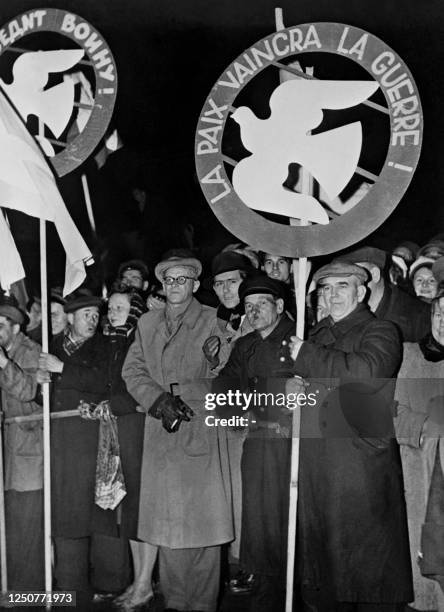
left=294, top=304, right=413, bottom=603
left=122, top=298, right=233, bottom=548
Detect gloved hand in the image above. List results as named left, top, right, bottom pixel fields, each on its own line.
left=149, top=392, right=194, bottom=433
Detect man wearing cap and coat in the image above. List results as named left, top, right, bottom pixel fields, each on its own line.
left=215, top=274, right=295, bottom=611
left=38, top=291, right=123, bottom=599
left=338, top=246, right=429, bottom=342
left=289, top=261, right=412, bottom=610
left=122, top=249, right=232, bottom=612
left=0, top=295, right=44, bottom=592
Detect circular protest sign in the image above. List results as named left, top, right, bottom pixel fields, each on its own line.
left=195, top=23, right=423, bottom=258
left=0, top=8, right=117, bottom=176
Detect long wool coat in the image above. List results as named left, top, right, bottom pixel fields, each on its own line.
left=294, top=304, right=413, bottom=604
left=394, top=342, right=444, bottom=610
left=1, top=332, right=42, bottom=492
left=50, top=333, right=115, bottom=538
left=122, top=298, right=233, bottom=549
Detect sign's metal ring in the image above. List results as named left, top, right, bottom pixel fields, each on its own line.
left=0, top=8, right=117, bottom=177
left=195, top=23, right=423, bottom=258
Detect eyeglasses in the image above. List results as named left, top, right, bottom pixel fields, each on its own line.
left=163, top=276, right=195, bottom=286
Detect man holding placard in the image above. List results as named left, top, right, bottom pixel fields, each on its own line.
left=288, top=261, right=412, bottom=610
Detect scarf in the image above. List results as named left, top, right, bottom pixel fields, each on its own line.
left=217, top=302, right=244, bottom=331
left=62, top=329, right=87, bottom=356
left=419, top=333, right=444, bottom=362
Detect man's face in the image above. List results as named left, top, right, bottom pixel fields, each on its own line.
left=121, top=269, right=147, bottom=291
left=51, top=302, right=68, bottom=336
left=432, top=298, right=444, bottom=345
left=317, top=275, right=365, bottom=322
left=213, top=270, right=243, bottom=309
left=0, top=315, right=18, bottom=348
left=263, top=254, right=292, bottom=283
left=68, top=306, right=99, bottom=341
left=244, top=293, right=283, bottom=336
left=108, top=293, right=131, bottom=327
left=413, top=266, right=438, bottom=302
left=162, top=266, right=198, bottom=306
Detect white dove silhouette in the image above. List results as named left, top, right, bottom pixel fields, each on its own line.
left=1, top=49, right=85, bottom=156
left=232, top=79, right=379, bottom=224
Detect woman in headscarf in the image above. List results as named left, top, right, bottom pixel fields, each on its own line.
left=103, top=285, right=157, bottom=610
left=395, top=289, right=444, bottom=611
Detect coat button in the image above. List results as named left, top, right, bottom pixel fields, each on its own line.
left=280, top=356, right=285, bottom=362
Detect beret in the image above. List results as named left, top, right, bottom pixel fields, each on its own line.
left=313, top=261, right=369, bottom=285
left=337, top=246, right=387, bottom=270
left=238, top=274, right=285, bottom=302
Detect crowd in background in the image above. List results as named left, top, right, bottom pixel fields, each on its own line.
left=1, top=231, right=444, bottom=612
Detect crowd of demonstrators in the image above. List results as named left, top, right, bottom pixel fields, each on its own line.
left=1, top=234, right=444, bottom=612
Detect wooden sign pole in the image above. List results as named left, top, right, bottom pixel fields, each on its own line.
left=274, top=9, right=311, bottom=611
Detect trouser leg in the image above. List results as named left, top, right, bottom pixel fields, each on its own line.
left=5, top=489, right=44, bottom=590
left=90, top=533, right=131, bottom=593
left=159, top=545, right=221, bottom=612
left=53, top=536, right=89, bottom=592
left=248, top=574, right=286, bottom=612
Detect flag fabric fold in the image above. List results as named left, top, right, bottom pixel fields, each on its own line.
left=0, top=86, right=93, bottom=295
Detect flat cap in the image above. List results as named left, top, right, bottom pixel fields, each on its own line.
left=313, top=261, right=369, bottom=285
left=155, top=248, right=202, bottom=283
left=64, top=289, right=102, bottom=313
left=118, top=259, right=150, bottom=280
left=238, top=274, right=285, bottom=302
left=337, top=246, right=387, bottom=270
left=409, top=256, right=434, bottom=279
left=0, top=294, right=26, bottom=325
left=212, top=251, right=254, bottom=277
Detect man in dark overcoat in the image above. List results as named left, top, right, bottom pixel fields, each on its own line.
left=38, top=292, right=124, bottom=601
left=215, top=275, right=295, bottom=612
left=289, top=261, right=413, bottom=611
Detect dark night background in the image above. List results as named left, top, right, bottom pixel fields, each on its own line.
left=0, top=0, right=443, bottom=295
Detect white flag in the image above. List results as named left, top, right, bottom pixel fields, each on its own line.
left=0, top=209, right=25, bottom=290
left=0, top=86, right=93, bottom=295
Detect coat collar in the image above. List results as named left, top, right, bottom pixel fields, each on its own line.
left=162, top=297, right=203, bottom=330
left=311, top=303, right=373, bottom=340
left=252, top=312, right=294, bottom=343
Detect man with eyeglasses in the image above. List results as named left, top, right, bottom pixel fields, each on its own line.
left=122, top=249, right=233, bottom=612
left=287, top=260, right=412, bottom=611
left=215, top=274, right=295, bottom=611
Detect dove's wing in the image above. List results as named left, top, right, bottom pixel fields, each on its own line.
left=271, top=79, right=379, bottom=113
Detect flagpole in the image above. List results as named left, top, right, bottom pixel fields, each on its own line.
left=0, top=411, right=7, bottom=595
left=40, top=217, right=53, bottom=607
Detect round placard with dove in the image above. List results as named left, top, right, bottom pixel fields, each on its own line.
left=0, top=8, right=117, bottom=177
left=195, top=22, right=423, bottom=258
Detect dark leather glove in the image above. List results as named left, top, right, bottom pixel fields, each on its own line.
left=149, top=392, right=194, bottom=433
